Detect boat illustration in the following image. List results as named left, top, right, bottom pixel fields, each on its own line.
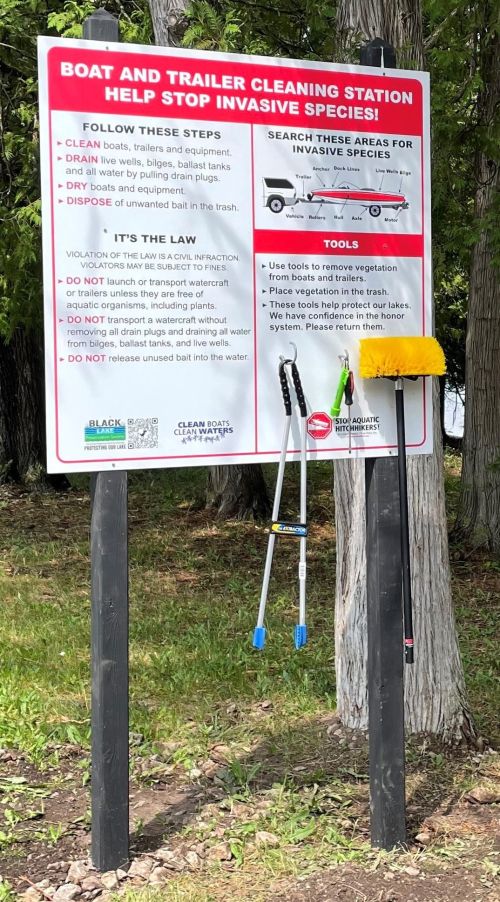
left=263, top=177, right=409, bottom=217
left=306, top=182, right=409, bottom=217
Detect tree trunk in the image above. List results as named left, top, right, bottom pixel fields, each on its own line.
left=0, top=328, right=45, bottom=483
left=206, top=464, right=270, bottom=520
left=148, top=0, right=189, bottom=46
left=148, top=0, right=270, bottom=520
left=334, top=0, right=474, bottom=740
left=455, top=25, right=500, bottom=551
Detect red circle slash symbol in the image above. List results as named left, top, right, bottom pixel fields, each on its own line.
left=307, top=411, right=332, bottom=440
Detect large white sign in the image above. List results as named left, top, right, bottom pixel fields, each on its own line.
left=38, top=38, right=432, bottom=472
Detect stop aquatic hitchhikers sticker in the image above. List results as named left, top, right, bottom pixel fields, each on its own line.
left=307, top=412, right=332, bottom=440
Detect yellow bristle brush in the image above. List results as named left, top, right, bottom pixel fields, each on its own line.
left=359, top=336, right=446, bottom=664
left=359, top=336, right=446, bottom=379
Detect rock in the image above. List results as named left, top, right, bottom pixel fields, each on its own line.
left=185, top=850, right=201, bottom=870
left=116, top=869, right=128, bottom=881
left=80, top=877, right=102, bottom=893
left=20, top=890, right=42, bottom=902
left=415, top=831, right=432, bottom=845
left=466, top=786, right=500, bottom=804
left=67, top=861, right=89, bottom=883
left=0, top=749, right=16, bottom=762
left=226, top=703, right=237, bottom=715
left=100, top=872, right=119, bottom=891
left=155, top=740, right=180, bottom=757
left=53, top=884, right=81, bottom=902
left=128, top=858, right=154, bottom=879
left=255, top=799, right=272, bottom=812
left=403, top=866, right=420, bottom=877
left=155, top=849, right=184, bottom=871
left=189, top=766, right=203, bottom=779
left=35, top=881, right=51, bottom=890
left=260, top=700, right=273, bottom=710
left=48, top=862, right=69, bottom=872
left=209, top=745, right=231, bottom=764
left=207, top=842, right=233, bottom=862
left=149, top=867, right=169, bottom=884
left=255, top=831, right=280, bottom=848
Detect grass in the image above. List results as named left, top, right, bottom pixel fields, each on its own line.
left=0, top=459, right=499, bottom=898
left=0, top=463, right=337, bottom=763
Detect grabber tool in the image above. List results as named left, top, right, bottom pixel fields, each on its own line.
left=253, top=343, right=308, bottom=651
left=331, top=351, right=355, bottom=453
left=330, top=353, right=349, bottom=418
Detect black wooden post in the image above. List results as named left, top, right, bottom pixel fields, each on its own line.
left=84, top=10, right=130, bottom=871
left=361, top=38, right=406, bottom=850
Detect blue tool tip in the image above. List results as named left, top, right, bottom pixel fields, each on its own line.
left=294, top=624, right=308, bottom=649
left=253, top=626, right=266, bottom=650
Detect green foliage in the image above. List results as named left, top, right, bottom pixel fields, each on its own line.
left=47, top=0, right=153, bottom=44
left=182, top=0, right=337, bottom=59
left=182, top=1, right=242, bottom=52
left=0, top=1, right=152, bottom=341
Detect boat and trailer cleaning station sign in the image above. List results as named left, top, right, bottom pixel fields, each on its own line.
left=38, top=38, right=431, bottom=472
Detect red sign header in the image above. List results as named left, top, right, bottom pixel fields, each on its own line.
left=47, top=46, right=423, bottom=135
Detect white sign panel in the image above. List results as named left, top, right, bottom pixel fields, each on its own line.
left=38, top=38, right=432, bottom=472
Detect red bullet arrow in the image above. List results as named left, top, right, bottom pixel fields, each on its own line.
left=58, top=279, right=63, bottom=284
left=58, top=199, right=64, bottom=204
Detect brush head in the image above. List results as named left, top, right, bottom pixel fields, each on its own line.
left=359, top=336, right=446, bottom=378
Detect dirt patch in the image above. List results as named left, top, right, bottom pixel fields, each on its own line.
left=2, top=741, right=499, bottom=901
left=273, top=864, right=498, bottom=901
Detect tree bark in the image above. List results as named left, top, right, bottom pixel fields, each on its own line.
left=148, top=0, right=270, bottom=520
left=334, top=0, right=474, bottom=741
left=148, top=0, right=189, bottom=46
left=455, top=23, right=500, bottom=551
left=0, top=328, right=45, bottom=483
left=206, top=464, right=270, bottom=519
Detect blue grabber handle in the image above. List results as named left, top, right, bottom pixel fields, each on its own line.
left=290, top=361, right=308, bottom=649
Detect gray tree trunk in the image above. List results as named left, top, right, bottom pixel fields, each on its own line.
left=334, top=0, right=474, bottom=741
left=206, top=464, right=270, bottom=520
left=148, top=0, right=270, bottom=519
left=455, top=23, right=500, bottom=552
left=148, top=0, right=188, bottom=46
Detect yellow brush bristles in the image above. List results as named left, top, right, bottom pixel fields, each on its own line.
left=359, top=336, right=446, bottom=378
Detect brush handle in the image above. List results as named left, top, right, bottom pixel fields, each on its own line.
left=395, top=380, right=414, bottom=664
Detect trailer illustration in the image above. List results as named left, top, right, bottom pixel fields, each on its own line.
left=263, top=177, right=409, bottom=217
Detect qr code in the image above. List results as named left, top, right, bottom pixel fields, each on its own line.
left=127, top=417, right=159, bottom=449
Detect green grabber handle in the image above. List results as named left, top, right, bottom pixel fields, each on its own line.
left=330, top=367, right=349, bottom=417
